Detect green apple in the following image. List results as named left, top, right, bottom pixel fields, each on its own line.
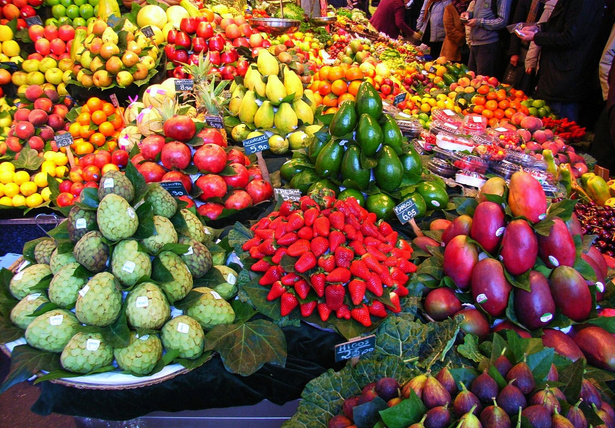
left=39, top=57, right=58, bottom=73
left=26, top=71, right=45, bottom=86
left=21, top=59, right=40, bottom=73
left=141, top=56, right=155, bottom=70
left=62, top=69, right=72, bottom=84
left=116, top=70, right=134, bottom=87
left=45, top=68, right=64, bottom=86
left=58, top=58, right=74, bottom=72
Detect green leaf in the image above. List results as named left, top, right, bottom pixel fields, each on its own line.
left=125, top=161, right=148, bottom=204
left=504, top=269, right=531, bottom=292
left=32, top=302, right=59, bottom=317
left=173, top=290, right=203, bottom=310
left=22, top=237, right=52, bottom=264
left=132, top=202, right=155, bottom=241
left=101, top=307, right=130, bottom=348
left=192, top=266, right=227, bottom=289
left=379, top=390, right=425, bottom=428
left=457, top=334, right=484, bottom=363
left=0, top=345, right=62, bottom=393
left=574, top=256, right=597, bottom=283
left=47, top=221, right=70, bottom=241
left=0, top=317, right=23, bottom=344
left=12, top=146, right=44, bottom=171
left=585, top=315, right=615, bottom=333
left=230, top=300, right=257, bottom=324
left=227, top=222, right=254, bottom=254
left=175, top=350, right=213, bottom=370
left=75, top=188, right=99, bottom=210
left=159, top=243, right=190, bottom=255
left=558, top=358, right=585, bottom=404
left=488, top=364, right=508, bottom=389
left=352, top=396, right=388, bottom=428
left=526, top=348, right=554, bottom=382
left=547, top=198, right=577, bottom=221
left=34, top=365, right=115, bottom=383
left=203, top=319, right=286, bottom=376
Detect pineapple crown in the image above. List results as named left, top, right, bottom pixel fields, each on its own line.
left=182, top=52, right=230, bottom=116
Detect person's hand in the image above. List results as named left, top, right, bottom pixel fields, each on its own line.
left=510, top=55, right=519, bottom=66
left=516, top=29, right=535, bottom=41
left=466, top=18, right=478, bottom=27
left=526, top=67, right=534, bottom=74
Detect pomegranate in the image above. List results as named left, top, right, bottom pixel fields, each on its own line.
left=193, top=143, right=227, bottom=174
left=195, top=174, right=227, bottom=200
left=163, top=115, right=196, bottom=142
left=161, top=141, right=192, bottom=170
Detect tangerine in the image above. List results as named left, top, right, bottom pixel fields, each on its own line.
left=331, top=79, right=348, bottom=96
left=91, top=110, right=107, bottom=125
left=345, top=66, right=364, bottom=81
left=86, top=97, right=103, bottom=112
left=102, top=102, right=116, bottom=117
left=76, top=112, right=91, bottom=126
left=99, top=121, right=115, bottom=137
left=477, top=85, right=490, bottom=95
left=90, top=132, right=106, bottom=147
left=328, top=66, right=344, bottom=81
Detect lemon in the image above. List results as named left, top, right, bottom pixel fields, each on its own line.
left=0, top=169, right=13, bottom=184
left=55, top=166, right=68, bottom=177
left=53, top=152, right=68, bottom=166
left=0, top=161, right=14, bottom=172
left=137, top=5, right=167, bottom=29
left=0, top=195, right=11, bottom=206
left=41, top=161, right=57, bottom=177
left=3, top=182, right=18, bottom=197
left=0, top=25, right=13, bottom=42
left=2, top=40, right=19, bottom=57
left=20, top=181, right=37, bottom=196
left=41, top=187, right=51, bottom=201
left=26, top=193, right=43, bottom=208
left=0, top=182, right=3, bottom=196
left=44, top=151, right=56, bottom=161
left=12, top=194, right=25, bottom=206
left=13, top=170, right=30, bottom=185
left=33, top=172, right=48, bottom=188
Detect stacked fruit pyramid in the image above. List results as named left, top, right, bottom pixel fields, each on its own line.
left=6, top=165, right=239, bottom=376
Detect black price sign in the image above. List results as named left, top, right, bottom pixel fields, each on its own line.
left=274, top=188, right=301, bottom=202
left=394, top=197, right=419, bottom=224
left=205, top=115, right=223, bottom=129
left=242, top=134, right=269, bottom=155
left=175, top=79, right=194, bottom=92
left=107, top=15, right=120, bottom=27
left=1, top=62, right=18, bottom=71
left=141, top=26, right=155, bottom=38
left=25, top=16, right=43, bottom=27
left=394, top=92, right=407, bottom=106
left=160, top=181, right=188, bottom=197
left=334, top=335, right=376, bottom=362
left=109, top=93, right=119, bottom=108
left=54, top=133, right=74, bottom=148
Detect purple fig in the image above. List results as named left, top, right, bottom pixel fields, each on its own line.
left=454, top=382, right=483, bottom=418
left=422, top=374, right=451, bottom=409
left=547, top=364, right=559, bottom=382
left=580, top=379, right=602, bottom=408
left=497, top=382, right=527, bottom=415
left=471, top=370, right=500, bottom=403
left=402, top=374, right=427, bottom=399
left=493, top=352, right=513, bottom=377
left=593, top=403, right=615, bottom=428
left=602, top=402, right=615, bottom=422
left=522, top=404, right=552, bottom=428
left=552, top=408, right=575, bottom=428
left=424, top=405, right=451, bottom=428
left=328, top=414, right=354, bottom=428
left=480, top=399, right=512, bottom=428
left=409, top=414, right=427, bottom=428
left=505, top=360, right=535, bottom=395
left=436, top=366, right=458, bottom=396
left=565, top=401, right=587, bottom=428
left=529, top=387, right=562, bottom=415
left=458, top=405, right=483, bottom=428
left=375, top=377, right=400, bottom=402
left=342, top=395, right=360, bottom=420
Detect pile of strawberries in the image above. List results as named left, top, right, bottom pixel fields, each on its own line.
left=243, top=191, right=417, bottom=327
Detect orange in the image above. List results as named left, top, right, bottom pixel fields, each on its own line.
left=486, top=91, right=498, bottom=101
left=318, top=82, right=331, bottom=96
left=201, top=8, right=214, bottom=22
left=80, top=105, right=90, bottom=114
left=324, top=107, right=338, bottom=115
left=504, top=107, right=516, bottom=118
left=347, top=80, right=362, bottom=96
left=485, top=100, right=498, bottom=111
left=510, top=100, right=521, bottom=110
left=79, top=127, right=95, bottom=139
left=91, top=110, right=107, bottom=125
left=102, top=102, right=116, bottom=117
left=74, top=141, right=94, bottom=155
left=488, top=118, right=500, bottom=128
left=482, top=109, right=494, bottom=119
left=68, top=122, right=81, bottom=137
left=110, top=113, right=124, bottom=129
left=77, top=112, right=91, bottom=126
left=473, top=105, right=485, bottom=114
left=345, top=66, right=364, bottom=81
left=496, top=89, right=507, bottom=101
left=514, top=89, right=525, bottom=99
left=107, top=140, right=117, bottom=152
left=318, top=65, right=331, bottom=81
left=90, top=132, right=106, bottom=147
left=498, top=100, right=509, bottom=110
left=493, top=109, right=505, bottom=119
left=337, top=93, right=355, bottom=104
left=86, top=97, right=103, bottom=112
left=99, top=121, right=115, bottom=137
left=472, top=95, right=486, bottom=106
left=328, top=66, right=344, bottom=82
left=331, top=79, right=348, bottom=96
left=477, top=85, right=490, bottom=95
left=322, top=93, right=338, bottom=107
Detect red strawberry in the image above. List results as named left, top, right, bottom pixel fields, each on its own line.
left=281, top=272, right=300, bottom=286
left=377, top=242, right=394, bottom=254
left=398, top=259, right=417, bottom=273
left=259, top=265, right=283, bottom=286
left=276, top=232, right=298, bottom=247
left=313, top=216, right=330, bottom=237
left=325, top=284, right=345, bottom=310
left=378, top=221, right=394, bottom=236
left=251, top=259, right=271, bottom=272
left=310, top=236, right=329, bottom=258
left=397, top=239, right=413, bottom=252
left=366, top=245, right=387, bottom=262
left=304, top=207, right=319, bottom=226
left=394, top=284, right=409, bottom=297
left=361, top=253, right=384, bottom=274
left=329, top=211, right=345, bottom=230
left=386, top=291, right=402, bottom=313
left=349, top=240, right=367, bottom=256
left=317, top=254, right=336, bottom=272
left=336, top=305, right=351, bottom=319
left=384, top=231, right=398, bottom=246
left=274, top=221, right=288, bottom=239
left=280, top=291, right=299, bottom=316
left=242, top=236, right=261, bottom=251
left=364, top=237, right=381, bottom=247
left=255, top=229, right=275, bottom=240
left=361, top=221, right=383, bottom=239
left=392, top=248, right=413, bottom=260
left=390, top=267, right=409, bottom=284
left=379, top=269, right=394, bottom=287
left=348, top=279, right=366, bottom=305
left=328, top=230, right=346, bottom=252
left=257, top=238, right=276, bottom=256
left=365, top=273, right=383, bottom=296
left=318, top=302, right=332, bottom=322
left=287, top=239, right=311, bottom=257
left=279, top=200, right=298, bottom=216
left=294, top=279, right=311, bottom=300
left=300, top=300, right=317, bottom=317
left=310, top=272, right=326, bottom=297
left=366, top=212, right=378, bottom=223
left=297, top=226, right=314, bottom=240
left=300, top=196, right=319, bottom=211
left=334, top=246, right=354, bottom=268
left=326, top=267, right=351, bottom=284
left=351, top=304, right=372, bottom=327
left=368, top=300, right=388, bottom=318
left=287, top=211, right=305, bottom=231
left=295, top=251, right=317, bottom=273
left=343, top=224, right=358, bottom=240
left=385, top=256, right=398, bottom=267
left=271, top=247, right=287, bottom=264
left=350, top=259, right=371, bottom=280
left=249, top=246, right=266, bottom=259
left=267, top=281, right=286, bottom=301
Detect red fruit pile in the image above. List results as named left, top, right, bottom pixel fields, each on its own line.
left=28, top=24, right=75, bottom=59
left=244, top=194, right=417, bottom=327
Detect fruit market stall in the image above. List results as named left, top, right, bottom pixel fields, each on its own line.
left=0, top=0, right=615, bottom=425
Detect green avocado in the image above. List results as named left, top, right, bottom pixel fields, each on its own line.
left=356, top=113, right=383, bottom=157
left=329, top=100, right=357, bottom=137
left=381, top=115, right=404, bottom=155
left=341, top=144, right=371, bottom=190
left=356, top=81, right=383, bottom=119
left=315, top=139, right=344, bottom=178
left=374, top=145, right=403, bottom=192
left=417, top=181, right=449, bottom=211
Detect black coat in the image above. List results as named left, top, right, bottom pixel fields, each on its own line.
left=533, top=0, right=604, bottom=102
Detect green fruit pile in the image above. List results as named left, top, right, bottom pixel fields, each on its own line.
left=7, top=169, right=237, bottom=377
left=282, top=81, right=448, bottom=221
left=44, top=0, right=99, bottom=28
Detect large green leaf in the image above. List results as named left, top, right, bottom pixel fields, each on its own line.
left=203, top=319, right=286, bottom=376
left=0, top=345, right=61, bottom=393
left=11, top=146, right=44, bottom=171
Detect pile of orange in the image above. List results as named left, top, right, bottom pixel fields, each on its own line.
left=66, top=97, right=124, bottom=155
left=468, top=86, right=530, bottom=127
left=307, top=64, right=365, bottom=114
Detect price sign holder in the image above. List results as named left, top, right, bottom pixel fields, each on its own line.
left=334, top=335, right=376, bottom=364
left=160, top=181, right=188, bottom=197
left=274, top=188, right=301, bottom=202
left=54, top=133, right=76, bottom=169
left=394, top=198, right=423, bottom=236
left=141, top=26, right=155, bottom=38
left=175, top=79, right=194, bottom=92
left=25, top=16, right=43, bottom=27
left=394, top=92, right=407, bottom=106
left=107, top=15, right=120, bottom=28
left=205, top=115, right=223, bottom=129
left=242, top=134, right=271, bottom=183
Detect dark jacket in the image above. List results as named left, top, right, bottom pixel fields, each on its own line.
left=507, top=0, right=543, bottom=56
left=533, top=0, right=604, bottom=102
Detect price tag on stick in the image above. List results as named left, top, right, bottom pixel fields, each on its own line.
left=25, top=16, right=43, bottom=27
left=159, top=181, right=188, bottom=197
left=175, top=79, right=194, bottom=92
left=242, top=134, right=269, bottom=155
left=394, top=92, right=407, bottom=106
left=394, top=197, right=419, bottom=224
left=205, top=115, right=224, bottom=129
left=334, top=335, right=376, bottom=363
left=141, top=26, right=155, bottom=38
left=54, top=133, right=73, bottom=148
left=274, top=188, right=301, bottom=202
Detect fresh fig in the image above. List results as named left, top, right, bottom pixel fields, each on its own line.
left=328, top=414, right=354, bottom=428
left=602, top=402, right=615, bottom=422
left=546, top=364, right=559, bottom=382
left=505, top=360, right=535, bottom=395
left=471, top=370, right=500, bottom=404
left=522, top=404, right=552, bottom=428
left=342, top=396, right=360, bottom=420
left=593, top=403, right=615, bottom=428
left=565, top=400, right=587, bottom=428
left=454, top=382, right=482, bottom=418
left=435, top=366, right=458, bottom=396
left=402, top=374, right=427, bottom=399
left=409, top=415, right=427, bottom=428
left=529, top=387, right=562, bottom=415
left=580, top=379, right=602, bottom=408
left=493, top=352, right=513, bottom=378
left=422, top=374, right=451, bottom=409
left=497, top=382, right=527, bottom=415
left=375, top=377, right=400, bottom=402
left=424, top=405, right=451, bottom=428
left=458, top=405, right=483, bottom=428
left=480, top=399, right=511, bottom=428
left=552, top=408, right=575, bottom=428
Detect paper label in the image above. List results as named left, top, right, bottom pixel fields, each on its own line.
left=139, top=334, right=149, bottom=341
left=49, top=315, right=63, bottom=326
left=431, top=200, right=440, bottom=207
left=472, top=116, right=483, bottom=123
left=479, top=252, right=489, bottom=261
left=135, top=296, right=149, bottom=308
left=476, top=293, right=488, bottom=303
left=596, top=282, right=605, bottom=292
left=210, top=290, right=222, bottom=300
left=79, top=285, right=90, bottom=297
left=184, top=246, right=193, bottom=256
left=127, top=208, right=136, bottom=218
left=444, top=109, right=455, bottom=116
left=394, top=92, right=407, bottom=105
left=75, top=218, right=87, bottom=229
left=86, top=339, right=101, bottom=351
left=548, top=255, right=559, bottom=267
left=205, top=115, right=224, bottom=129
left=27, top=293, right=41, bottom=300
left=177, top=322, right=190, bottom=334
left=227, top=273, right=236, bottom=285
left=141, top=25, right=154, bottom=38
left=122, top=261, right=136, bottom=273
left=539, top=213, right=547, bottom=220
left=274, top=188, right=301, bottom=202
left=103, top=178, right=114, bottom=189
left=496, top=227, right=506, bottom=237
left=540, top=313, right=553, bottom=323
left=13, top=271, right=23, bottom=281
left=174, top=79, right=194, bottom=91
left=495, top=127, right=509, bottom=132
left=54, top=133, right=74, bottom=148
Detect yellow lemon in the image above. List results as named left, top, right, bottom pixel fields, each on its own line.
left=41, top=161, right=56, bottom=177
left=44, top=151, right=56, bottom=161
left=20, top=181, right=37, bottom=196
left=41, top=187, right=51, bottom=201
left=11, top=194, right=25, bottom=206
left=13, top=170, right=30, bottom=185
left=55, top=166, right=68, bottom=177
left=33, top=172, right=48, bottom=188
left=2, top=40, right=19, bottom=57
left=0, top=195, right=11, bottom=206
left=0, top=161, right=14, bottom=172
left=3, top=182, right=18, bottom=197
left=0, top=169, right=13, bottom=184
left=0, top=25, right=13, bottom=42
left=26, top=193, right=43, bottom=208
left=0, top=182, right=4, bottom=196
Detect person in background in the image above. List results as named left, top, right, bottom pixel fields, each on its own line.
left=517, top=0, right=604, bottom=121
left=370, top=0, right=420, bottom=39
left=405, top=0, right=426, bottom=30
left=441, top=0, right=471, bottom=61
left=462, top=0, right=512, bottom=77
left=328, top=0, right=350, bottom=8
left=350, top=0, right=372, bottom=17
left=416, top=0, right=452, bottom=56
left=523, top=0, right=557, bottom=94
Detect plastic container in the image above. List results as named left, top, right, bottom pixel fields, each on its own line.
left=456, top=170, right=487, bottom=188
left=428, top=158, right=457, bottom=178
left=489, top=160, right=519, bottom=179
left=507, top=150, right=537, bottom=168
left=436, top=132, right=475, bottom=152
left=432, top=146, right=454, bottom=160
left=451, top=152, right=489, bottom=173
left=431, top=108, right=463, bottom=124
left=462, top=114, right=488, bottom=134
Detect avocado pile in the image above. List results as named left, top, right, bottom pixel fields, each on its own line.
left=281, top=82, right=449, bottom=220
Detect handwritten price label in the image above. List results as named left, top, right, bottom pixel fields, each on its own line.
left=160, top=181, right=188, bottom=197
left=54, top=133, right=74, bottom=148
left=242, top=134, right=269, bottom=155
left=394, top=92, right=407, bottom=106
left=205, top=115, right=224, bottom=129
left=25, top=16, right=43, bottom=27
left=107, top=15, right=120, bottom=27
left=175, top=79, right=194, bottom=92
left=274, top=188, right=301, bottom=202
left=394, top=198, right=419, bottom=224
left=334, top=335, right=376, bottom=362
left=141, top=26, right=155, bottom=38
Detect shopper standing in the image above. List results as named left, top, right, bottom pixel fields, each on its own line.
left=416, top=0, right=452, bottom=57
left=441, top=0, right=471, bottom=61
left=462, top=0, right=512, bottom=77
left=370, top=0, right=420, bottom=39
